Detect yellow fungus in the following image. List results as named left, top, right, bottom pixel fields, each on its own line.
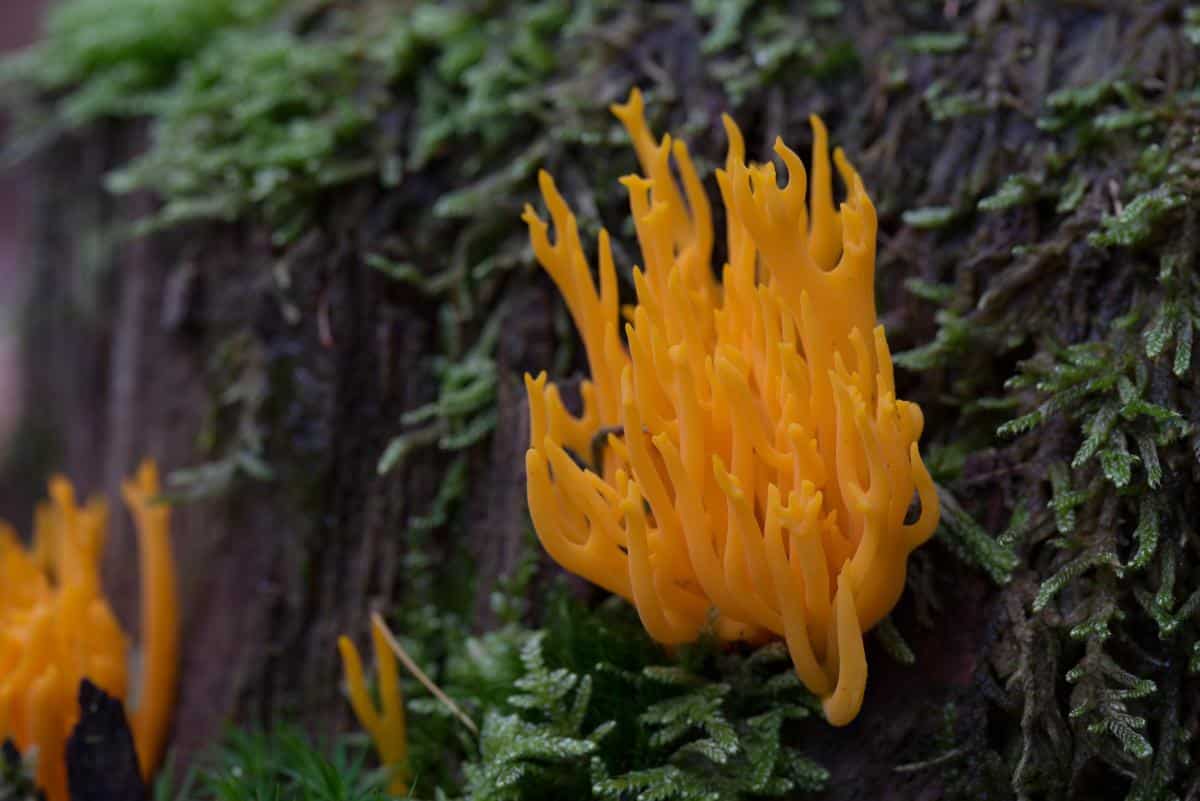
left=338, top=616, right=409, bottom=795
left=523, top=89, right=939, bottom=725
left=0, top=460, right=179, bottom=800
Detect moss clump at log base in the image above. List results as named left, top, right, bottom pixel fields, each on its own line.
left=158, top=592, right=829, bottom=801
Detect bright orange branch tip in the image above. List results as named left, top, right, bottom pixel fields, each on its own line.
left=523, top=88, right=939, bottom=725
left=0, top=460, right=178, bottom=800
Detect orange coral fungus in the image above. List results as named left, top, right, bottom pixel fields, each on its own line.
left=523, top=89, right=939, bottom=725
left=0, top=460, right=178, bottom=800
left=338, top=617, right=409, bottom=795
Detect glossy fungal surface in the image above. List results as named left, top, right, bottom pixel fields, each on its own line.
left=523, top=89, right=938, bottom=725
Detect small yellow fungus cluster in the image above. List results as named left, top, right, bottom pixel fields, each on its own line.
left=338, top=618, right=409, bottom=795
left=523, top=89, right=939, bottom=725
left=0, top=461, right=178, bottom=801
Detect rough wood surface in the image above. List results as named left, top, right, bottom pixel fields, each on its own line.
left=4, top=2, right=1198, bottom=797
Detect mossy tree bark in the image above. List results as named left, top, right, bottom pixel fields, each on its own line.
left=4, top=2, right=1198, bottom=799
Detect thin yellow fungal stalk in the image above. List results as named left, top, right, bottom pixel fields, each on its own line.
left=523, top=89, right=939, bottom=725
left=0, top=460, right=179, bottom=801
left=337, top=616, right=411, bottom=795
left=123, top=461, right=179, bottom=776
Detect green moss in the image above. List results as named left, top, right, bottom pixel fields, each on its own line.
left=392, top=593, right=827, bottom=801
left=165, top=331, right=276, bottom=502
left=695, top=1, right=859, bottom=103
left=900, top=32, right=969, bottom=55
left=155, top=728, right=387, bottom=801
left=1, top=0, right=278, bottom=154
left=377, top=307, right=504, bottom=477
left=1088, top=188, right=1188, bottom=249
left=900, top=205, right=959, bottom=229
left=105, top=28, right=377, bottom=243
left=977, top=175, right=1040, bottom=212
left=895, top=4, right=1200, bottom=793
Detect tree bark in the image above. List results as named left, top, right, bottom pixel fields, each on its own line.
left=4, top=2, right=1197, bottom=798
